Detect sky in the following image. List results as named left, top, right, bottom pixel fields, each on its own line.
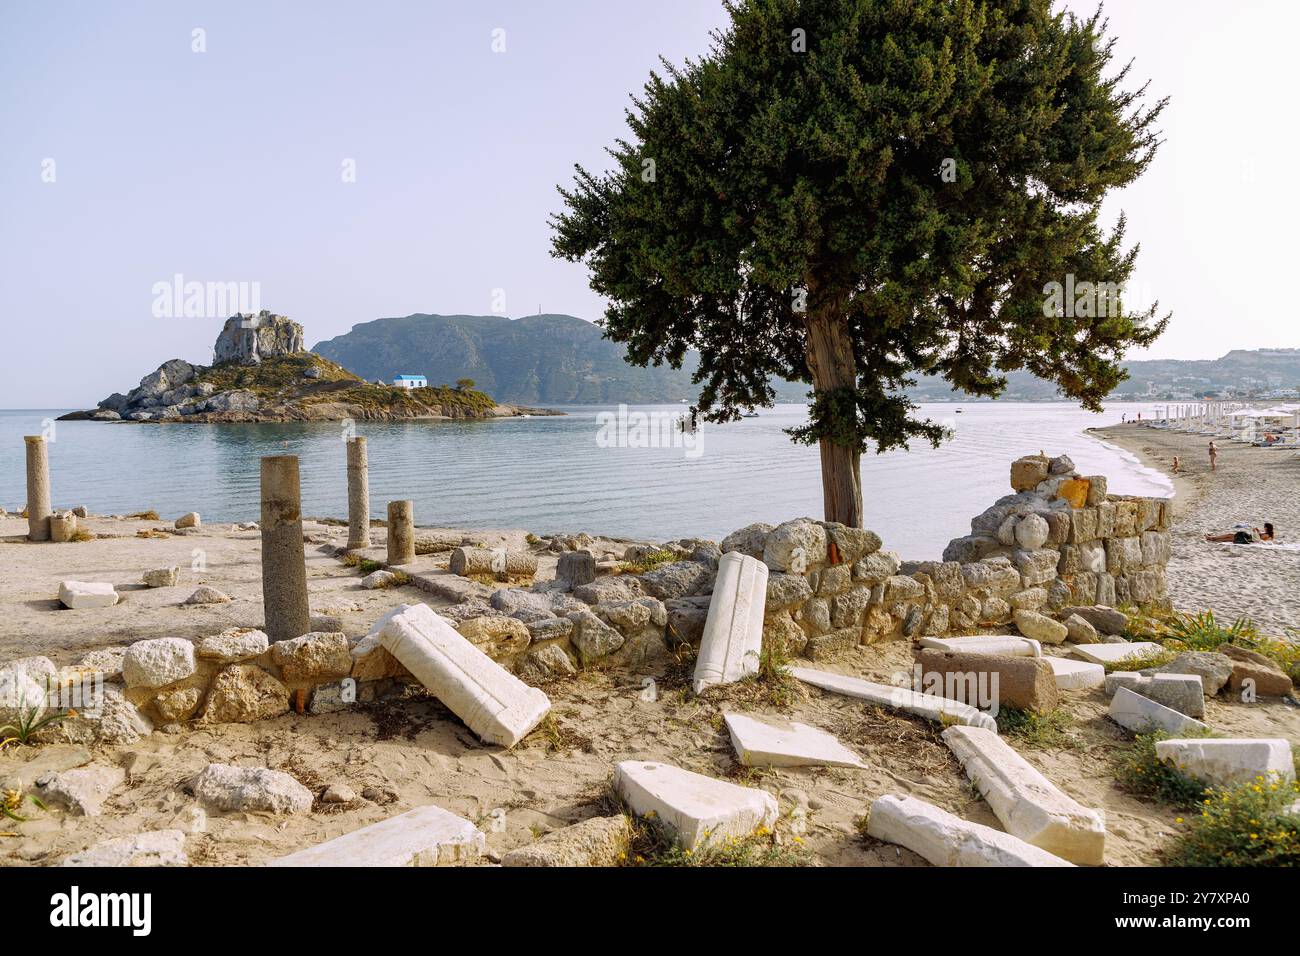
left=1, top=0, right=1296, bottom=409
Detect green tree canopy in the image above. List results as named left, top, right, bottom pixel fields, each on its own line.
left=552, top=0, right=1168, bottom=526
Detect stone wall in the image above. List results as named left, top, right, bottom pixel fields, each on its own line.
left=4, top=452, right=1173, bottom=739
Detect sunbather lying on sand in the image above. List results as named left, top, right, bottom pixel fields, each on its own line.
left=1205, top=522, right=1275, bottom=544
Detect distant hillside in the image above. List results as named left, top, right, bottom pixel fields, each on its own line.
left=313, top=313, right=1300, bottom=405
left=313, top=313, right=811, bottom=404
left=906, top=348, right=1300, bottom=402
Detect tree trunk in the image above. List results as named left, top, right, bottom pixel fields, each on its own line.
left=805, top=307, right=863, bottom=528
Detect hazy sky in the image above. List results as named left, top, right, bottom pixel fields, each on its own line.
left=2, top=1, right=1295, bottom=408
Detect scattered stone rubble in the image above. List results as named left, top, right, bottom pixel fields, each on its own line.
left=8, top=451, right=1297, bottom=868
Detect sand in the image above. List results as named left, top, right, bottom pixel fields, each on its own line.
left=2, top=505, right=1297, bottom=868
left=1096, top=423, right=1300, bottom=635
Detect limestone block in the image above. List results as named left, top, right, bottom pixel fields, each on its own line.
left=790, top=667, right=997, bottom=731
left=1084, top=476, right=1108, bottom=506
left=370, top=603, right=550, bottom=747
left=58, top=581, right=119, bottom=609
left=502, top=815, right=631, bottom=867
left=942, top=725, right=1105, bottom=865
left=1140, top=531, right=1172, bottom=568
left=556, top=550, right=597, bottom=589
left=612, top=760, right=778, bottom=851
left=693, top=552, right=767, bottom=694
left=914, top=650, right=1059, bottom=715
left=1013, top=610, right=1068, bottom=644
left=122, top=637, right=196, bottom=689
left=1044, top=657, right=1105, bottom=690
left=1056, top=478, right=1091, bottom=509
left=268, top=804, right=485, bottom=866
left=1154, top=738, right=1295, bottom=789
left=142, top=566, right=181, bottom=588
left=1010, top=455, right=1050, bottom=492
left=456, top=616, right=532, bottom=659
left=1060, top=605, right=1128, bottom=635
left=1014, top=514, right=1050, bottom=550
left=267, top=631, right=350, bottom=682
left=762, top=518, right=827, bottom=572
left=191, top=763, right=313, bottom=814
left=1068, top=507, right=1099, bottom=544
left=174, top=512, right=201, bottom=529
left=724, top=712, right=866, bottom=768
left=199, top=664, right=290, bottom=723
left=1013, top=549, right=1060, bottom=587
left=1104, top=672, right=1204, bottom=717
left=1064, top=614, right=1100, bottom=645
left=918, top=635, right=1041, bottom=658
left=36, top=764, right=126, bottom=816
left=1220, top=645, right=1293, bottom=696
left=49, top=511, right=78, bottom=542
left=867, top=794, right=1074, bottom=867
left=197, top=627, right=269, bottom=664
left=1108, top=687, right=1208, bottom=735
left=61, top=830, right=188, bottom=867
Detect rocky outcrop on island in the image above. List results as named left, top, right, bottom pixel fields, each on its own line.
left=213, top=313, right=306, bottom=366
left=62, top=311, right=558, bottom=424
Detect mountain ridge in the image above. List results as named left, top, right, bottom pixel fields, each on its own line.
left=312, top=313, right=1300, bottom=405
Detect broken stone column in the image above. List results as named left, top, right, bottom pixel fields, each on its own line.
left=370, top=603, right=550, bottom=746
left=867, top=794, right=1074, bottom=867
left=24, top=436, right=52, bottom=541
left=260, top=455, right=310, bottom=643
left=49, top=511, right=78, bottom=543
left=387, top=500, right=415, bottom=566
left=942, top=724, right=1106, bottom=865
left=693, top=551, right=767, bottom=693
left=345, top=437, right=370, bottom=550
left=449, top=546, right=537, bottom=580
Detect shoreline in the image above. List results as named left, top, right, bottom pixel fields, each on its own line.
left=1095, top=422, right=1300, bottom=634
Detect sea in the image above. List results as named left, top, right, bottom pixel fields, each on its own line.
left=0, top=402, right=1172, bottom=562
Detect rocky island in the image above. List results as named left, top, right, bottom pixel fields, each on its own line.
left=59, top=312, right=560, bottom=424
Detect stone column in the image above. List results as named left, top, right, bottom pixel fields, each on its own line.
left=346, top=436, right=370, bottom=550
left=387, top=500, right=415, bottom=566
left=24, top=436, right=52, bottom=542
left=260, top=455, right=311, bottom=642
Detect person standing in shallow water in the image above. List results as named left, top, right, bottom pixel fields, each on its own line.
left=1208, top=440, right=1218, bottom=471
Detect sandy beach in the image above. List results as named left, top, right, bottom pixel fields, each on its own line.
left=1095, top=423, right=1300, bottom=635
left=3, top=509, right=1298, bottom=868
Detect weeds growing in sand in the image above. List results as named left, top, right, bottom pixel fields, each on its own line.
left=1164, top=776, right=1300, bottom=866
left=611, top=793, right=811, bottom=867
left=127, top=510, right=161, bottom=521
left=68, top=528, right=95, bottom=542
left=0, top=689, right=70, bottom=749
left=1, top=788, right=47, bottom=824
left=619, top=548, right=678, bottom=574
left=1104, top=649, right=1175, bottom=673
left=1115, top=729, right=1216, bottom=808
left=1164, top=611, right=1260, bottom=650
left=357, top=558, right=385, bottom=575
left=996, top=708, right=1082, bottom=750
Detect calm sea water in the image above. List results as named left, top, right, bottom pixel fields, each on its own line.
left=0, top=403, right=1171, bottom=561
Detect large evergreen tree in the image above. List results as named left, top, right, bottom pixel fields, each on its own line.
left=552, top=0, right=1168, bottom=527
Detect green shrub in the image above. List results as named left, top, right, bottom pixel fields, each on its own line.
left=619, top=549, right=678, bottom=574
left=1165, top=777, right=1300, bottom=866
left=1115, top=730, right=1215, bottom=808
left=1164, top=611, right=1259, bottom=651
